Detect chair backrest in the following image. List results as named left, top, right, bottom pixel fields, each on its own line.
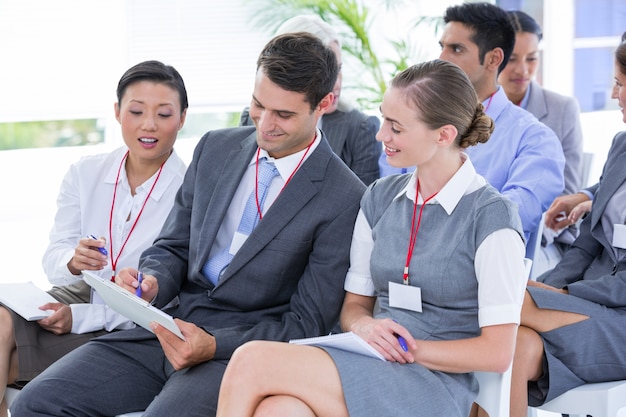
left=474, top=364, right=513, bottom=417
left=5, top=386, right=20, bottom=409
left=525, top=213, right=545, bottom=263
left=581, top=151, right=595, bottom=188
left=474, top=259, right=530, bottom=417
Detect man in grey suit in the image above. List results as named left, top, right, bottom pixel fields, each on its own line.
left=11, top=33, right=366, bottom=417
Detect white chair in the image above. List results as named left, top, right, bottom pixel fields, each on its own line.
left=5, top=386, right=20, bottom=410
left=529, top=379, right=626, bottom=417
left=473, top=259, right=532, bottom=417
left=525, top=213, right=545, bottom=263
left=581, top=151, right=595, bottom=188
left=475, top=365, right=513, bottom=417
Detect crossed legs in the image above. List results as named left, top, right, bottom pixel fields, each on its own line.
left=216, top=340, right=349, bottom=417
left=509, top=290, right=588, bottom=417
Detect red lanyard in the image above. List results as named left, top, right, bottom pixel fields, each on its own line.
left=484, top=90, right=496, bottom=113
left=254, top=138, right=315, bottom=220
left=108, top=150, right=165, bottom=281
left=403, top=178, right=438, bottom=285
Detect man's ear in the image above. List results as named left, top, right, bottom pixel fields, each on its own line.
left=485, top=47, right=505, bottom=72
left=316, top=92, right=334, bottom=115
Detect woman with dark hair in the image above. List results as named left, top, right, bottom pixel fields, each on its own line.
left=499, top=10, right=583, bottom=196
left=0, top=60, right=188, bottom=417
left=215, top=59, right=526, bottom=417
left=510, top=34, right=626, bottom=417
left=499, top=10, right=585, bottom=277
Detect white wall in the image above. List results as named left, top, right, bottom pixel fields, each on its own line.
left=0, top=0, right=268, bottom=123
left=0, top=139, right=199, bottom=289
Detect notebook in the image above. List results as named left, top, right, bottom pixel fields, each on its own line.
left=0, top=281, right=56, bottom=320
left=290, top=331, right=386, bottom=361
left=83, top=271, right=185, bottom=340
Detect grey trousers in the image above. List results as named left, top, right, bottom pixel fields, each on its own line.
left=10, top=334, right=228, bottom=417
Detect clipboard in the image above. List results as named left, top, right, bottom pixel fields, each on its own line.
left=83, top=271, right=185, bottom=340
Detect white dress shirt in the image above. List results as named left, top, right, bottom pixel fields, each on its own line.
left=207, top=131, right=321, bottom=262
left=42, top=146, right=186, bottom=333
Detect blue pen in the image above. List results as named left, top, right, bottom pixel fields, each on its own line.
left=392, top=319, right=409, bottom=352
left=396, top=334, right=409, bottom=352
left=135, top=271, right=143, bottom=297
left=87, top=235, right=108, bottom=256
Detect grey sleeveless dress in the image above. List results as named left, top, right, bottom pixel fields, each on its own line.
left=322, top=174, right=522, bottom=417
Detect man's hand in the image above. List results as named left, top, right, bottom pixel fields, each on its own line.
left=116, top=267, right=158, bottom=303
left=152, top=319, right=216, bottom=371
left=544, top=192, right=591, bottom=231
left=37, top=303, right=73, bottom=335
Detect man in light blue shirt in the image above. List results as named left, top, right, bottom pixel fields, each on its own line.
left=380, top=3, right=564, bottom=248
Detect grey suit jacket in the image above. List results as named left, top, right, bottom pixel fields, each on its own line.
left=543, top=131, right=626, bottom=307
left=120, top=126, right=365, bottom=359
left=526, top=80, right=584, bottom=194
left=240, top=107, right=380, bottom=185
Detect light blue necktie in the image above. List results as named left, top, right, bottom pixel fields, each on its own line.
left=202, top=157, right=279, bottom=284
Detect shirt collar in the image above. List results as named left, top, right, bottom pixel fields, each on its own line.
left=394, top=154, right=482, bottom=215
left=104, top=147, right=182, bottom=202
left=254, top=129, right=321, bottom=181
left=518, top=82, right=532, bottom=109
left=483, top=86, right=509, bottom=121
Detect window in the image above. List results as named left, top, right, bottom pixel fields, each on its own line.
left=0, top=0, right=266, bottom=150
left=498, top=0, right=625, bottom=112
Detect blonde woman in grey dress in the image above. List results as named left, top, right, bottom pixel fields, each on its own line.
left=215, top=59, right=527, bottom=417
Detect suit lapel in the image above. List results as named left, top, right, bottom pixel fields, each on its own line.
left=196, top=133, right=257, bottom=267
left=527, top=81, right=548, bottom=121
left=589, top=147, right=626, bottom=249
left=216, top=138, right=332, bottom=285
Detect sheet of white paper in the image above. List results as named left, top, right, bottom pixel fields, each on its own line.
left=0, top=281, right=56, bottom=320
left=290, top=331, right=386, bottom=361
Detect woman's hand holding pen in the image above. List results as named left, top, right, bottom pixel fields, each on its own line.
left=68, top=236, right=108, bottom=275
left=37, top=303, right=73, bottom=335
left=351, top=317, right=416, bottom=364
left=116, top=267, right=158, bottom=302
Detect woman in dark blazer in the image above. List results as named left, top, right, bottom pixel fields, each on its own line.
left=509, top=35, right=626, bottom=417
left=499, top=10, right=584, bottom=195
left=499, top=10, right=585, bottom=277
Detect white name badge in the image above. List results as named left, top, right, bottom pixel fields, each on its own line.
left=613, top=224, right=626, bottom=249
left=389, top=281, right=422, bottom=313
left=229, top=231, right=249, bottom=255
